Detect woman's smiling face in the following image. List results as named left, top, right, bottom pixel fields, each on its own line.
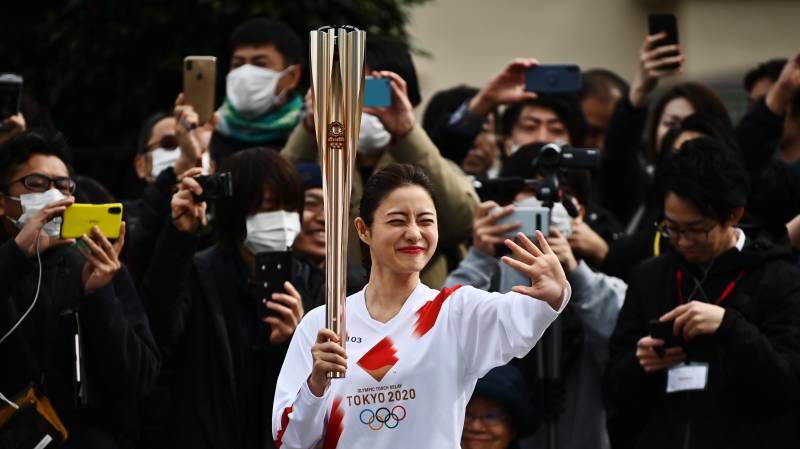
left=358, top=185, right=438, bottom=275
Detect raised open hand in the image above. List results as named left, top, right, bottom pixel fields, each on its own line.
left=501, top=230, right=568, bottom=311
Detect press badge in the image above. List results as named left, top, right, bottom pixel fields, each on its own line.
left=666, top=362, right=708, bottom=393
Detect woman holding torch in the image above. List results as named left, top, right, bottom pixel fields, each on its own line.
left=272, top=163, right=570, bottom=448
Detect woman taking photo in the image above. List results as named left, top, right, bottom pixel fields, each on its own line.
left=272, top=164, right=570, bottom=448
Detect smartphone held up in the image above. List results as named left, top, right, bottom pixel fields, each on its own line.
left=183, top=56, right=217, bottom=124
left=648, top=13, right=681, bottom=71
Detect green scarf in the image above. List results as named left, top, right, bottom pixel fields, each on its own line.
left=218, top=94, right=303, bottom=143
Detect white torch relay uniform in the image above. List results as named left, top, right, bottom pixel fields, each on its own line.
left=272, top=281, right=570, bottom=449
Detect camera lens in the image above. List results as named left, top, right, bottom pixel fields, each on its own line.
left=185, top=60, right=193, bottom=71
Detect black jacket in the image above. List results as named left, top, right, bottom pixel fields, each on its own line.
left=736, top=98, right=800, bottom=227
left=0, top=231, right=160, bottom=449
left=140, top=221, right=325, bottom=449
left=604, top=230, right=800, bottom=449
left=596, top=96, right=651, bottom=228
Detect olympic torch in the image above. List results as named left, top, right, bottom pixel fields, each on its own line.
left=310, top=26, right=366, bottom=378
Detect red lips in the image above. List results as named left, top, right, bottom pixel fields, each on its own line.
left=397, top=246, right=425, bottom=255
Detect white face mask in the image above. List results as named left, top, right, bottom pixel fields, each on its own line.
left=358, top=113, right=391, bottom=155
left=150, top=147, right=180, bottom=178
left=7, top=188, right=66, bottom=237
left=515, top=196, right=573, bottom=238
left=201, top=151, right=211, bottom=176
left=244, top=210, right=301, bottom=254
left=226, top=64, right=291, bottom=119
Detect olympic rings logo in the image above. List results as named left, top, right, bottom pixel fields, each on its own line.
left=359, top=406, right=407, bottom=430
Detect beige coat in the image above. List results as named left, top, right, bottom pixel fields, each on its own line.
left=281, top=124, right=478, bottom=288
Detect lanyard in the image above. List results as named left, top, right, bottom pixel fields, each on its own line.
left=676, top=268, right=747, bottom=305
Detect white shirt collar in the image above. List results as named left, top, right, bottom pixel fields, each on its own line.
left=734, top=227, right=746, bottom=252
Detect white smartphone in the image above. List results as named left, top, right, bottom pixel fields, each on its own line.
left=493, top=206, right=550, bottom=238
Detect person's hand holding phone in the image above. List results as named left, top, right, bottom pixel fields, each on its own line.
left=174, top=93, right=217, bottom=175
left=660, top=301, right=726, bottom=341
left=468, top=58, right=539, bottom=117
left=170, top=175, right=208, bottom=234
left=547, top=228, right=578, bottom=273
left=13, top=196, right=75, bottom=257
left=76, top=222, right=126, bottom=295
left=629, top=32, right=686, bottom=108
left=636, top=335, right=686, bottom=373
left=363, top=70, right=415, bottom=139
left=472, top=201, right=519, bottom=257
left=308, top=328, right=348, bottom=397
left=766, top=51, right=800, bottom=116
left=263, top=281, right=305, bottom=344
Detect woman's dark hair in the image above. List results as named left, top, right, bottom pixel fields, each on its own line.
left=0, top=129, right=72, bottom=191
left=647, top=82, right=731, bottom=158
left=659, top=113, right=738, bottom=160
left=366, top=35, right=421, bottom=107
left=656, top=137, right=749, bottom=222
left=500, top=94, right=587, bottom=147
left=359, top=164, right=437, bottom=228
left=229, top=17, right=303, bottom=67
left=215, top=147, right=303, bottom=250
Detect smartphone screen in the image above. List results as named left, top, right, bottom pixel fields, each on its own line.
left=648, top=13, right=680, bottom=69
left=364, top=77, right=392, bottom=108
left=524, top=65, right=582, bottom=93
left=0, top=73, right=23, bottom=120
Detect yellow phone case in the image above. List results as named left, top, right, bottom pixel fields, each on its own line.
left=61, top=203, right=124, bottom=239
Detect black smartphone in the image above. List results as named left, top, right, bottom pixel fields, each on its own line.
left=524, top=64, right=582, bottom=93
left=364, top=77, right=392, bottom=108
left=0, top=73, right=23, bottom=121
left=648, top=13, right=680, bottom=70
left=254, top=251, right=294, bottom=319
left=648, top=319, right=683, bottom=357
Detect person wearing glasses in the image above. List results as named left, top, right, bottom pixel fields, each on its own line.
left=0, top=130, right=160, bottom=448
left=604, top=137, right=800, bottom=449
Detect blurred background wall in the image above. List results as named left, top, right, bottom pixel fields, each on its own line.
left=408, top=0, right=800, bottom=120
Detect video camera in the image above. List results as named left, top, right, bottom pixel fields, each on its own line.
left=473, top=142, right=599, bottom=207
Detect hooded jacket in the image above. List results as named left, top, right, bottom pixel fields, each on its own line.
left=604, top=229, right=800, bottom=449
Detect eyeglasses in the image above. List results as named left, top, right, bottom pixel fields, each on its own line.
left=147, top=134, right=179, bottom=151
left=465, top=408, right=510, bottom=427
left=657, top=220, right=717, bottom=242
left=2, top=173, right=76, bottom=194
